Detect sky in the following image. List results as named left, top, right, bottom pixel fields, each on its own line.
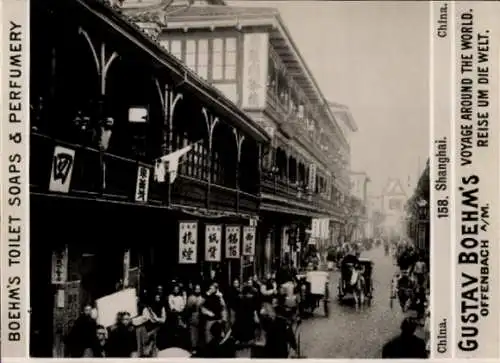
left=230, top=1, right=430, bottom=196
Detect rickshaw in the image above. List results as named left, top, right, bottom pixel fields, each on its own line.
left=337, top=255, right=373, bottom=306
left=358, top=258, right=374, bottom=305
left=297, top=268, right=330, bottom=317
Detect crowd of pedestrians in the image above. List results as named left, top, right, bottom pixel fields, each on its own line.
left=385, top=240, right=429, bottom=358
left=66, top=266, right=306, bottom=358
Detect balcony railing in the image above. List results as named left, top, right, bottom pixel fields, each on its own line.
left=261, top=172, right=343, bottom=217
left=30, top=132, right=260, bottom=215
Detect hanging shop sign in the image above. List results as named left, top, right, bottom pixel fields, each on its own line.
left=205, top=224, right=222, bottom=262
left=311, top=218, right=321, bottom=238
left=134, top=166, right=150, bottom=202
left=51, top=245, right=68, bottom=284
left=308, top=163, right=317, bottom=192
left=242, top=226, right=256, bottom=256
left=225, top=225, right=241, bottom=259
left=49, top=146, right=76, bottom=193
left=179, top=221, right=198, bottom=264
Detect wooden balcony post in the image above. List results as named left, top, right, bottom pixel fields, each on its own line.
left=201, top=107, right=219, bottom=209
left=77, top=27, right=119, bottom=194
left=233, top=129, right=245, bottom=213
left=155, top=79, right=183, bottom=206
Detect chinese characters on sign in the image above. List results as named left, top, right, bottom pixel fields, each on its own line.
left=205, top=225, right=222, bottom=262
left=311, top=218, right=321, bottom=238
left=225, top=226, right=241, bottom=259
left=51, top=246, right=68, bottom=284
left=49, top=146, right=76, bottom=193
left=179, top=222, right=198, bottom=264
left=135, top=166, right=150, bottom=202
left=242, top=226, right=256, bottom=256
left=242, top=33, right=269, bottom=109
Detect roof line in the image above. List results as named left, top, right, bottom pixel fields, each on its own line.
left=79, top=0, right=270, bottom=143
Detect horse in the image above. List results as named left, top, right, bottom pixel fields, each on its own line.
left=340, top=263, right=365, bottom=309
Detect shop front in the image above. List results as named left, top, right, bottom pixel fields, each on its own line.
left=29, top=0, right=268, bottom=356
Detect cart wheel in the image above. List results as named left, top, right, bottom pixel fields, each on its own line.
left=324, top=299, right=330, bottom=317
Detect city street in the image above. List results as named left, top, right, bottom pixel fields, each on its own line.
left=298, top=245, right=412, bottom=358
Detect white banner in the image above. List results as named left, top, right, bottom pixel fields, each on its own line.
left=49, top=146, right=76, bottom=193
left=225, top=225, right=241, bottom=259
left=205, top=224, right=222, bottom=262
left=311, top=218, right=321, bottom=238
left=134, top=165, right=150, bottom=202
left=179, top=221, right=198, bottom=264
left=242, top=226, right=256, bottom=256
left=308, top=163, right=317, bottom=192
left=51, top=246, right=68, bottom=284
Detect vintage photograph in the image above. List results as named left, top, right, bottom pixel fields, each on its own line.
left=29, top=0, right=430, bottom=358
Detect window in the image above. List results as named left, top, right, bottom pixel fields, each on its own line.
left=225, top=38, right=237, bottom=80
left=170, top=40, right=182, bottom=60
left=185, top=40, right=196, bottom=72
left=212, top=37, right=237, bottom=81
left=212, top=39, right=224, bottom=80
left=389, top=198, right=403, bottom=211
left=197, top=40, right=209, bottom=80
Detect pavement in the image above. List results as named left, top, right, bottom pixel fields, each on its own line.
left=297, top=245, right=425, bottom=358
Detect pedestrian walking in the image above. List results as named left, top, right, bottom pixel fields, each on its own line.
left=381, top=318, right=427, bottom=358
left=186, top=283, right=204, bottom=354
left=233, top=285, right=260, bottom=344
left=167, top=283, right=187, bottom=348
left=83, top=325, right=109, bottom=358
left=107, top=312, right=138, bottom=358
left=66, top=304, right=97, bottom=357
left=200, top=282, right=225, bottom=344
left=141, top=293, right=167, bottom=355
left=226, top=279, right=241, bottom=324
left=195, top=321, right=236, bottom=358
left=258, top=301, right=298, bottom=358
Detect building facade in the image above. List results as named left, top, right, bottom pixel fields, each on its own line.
left=30, top=0, right=269, bottom=356
left=121, top=0, right=354, bottom=272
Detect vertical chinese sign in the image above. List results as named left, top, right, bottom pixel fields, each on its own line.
left=205, top=225, right=222, bottom=262
left=179, top=221, right=198, bottom=264
left=242, top=226, right=256, bottom=256
left=49, top=146, right=76, bottom=193
left=135, top=165, right=150, bottom=202
left=51, top=245, right=68, bottom=284
left=225, top=226, right=241, bottom=259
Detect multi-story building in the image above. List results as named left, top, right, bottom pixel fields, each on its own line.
left=30, top=0, right=269, bottom=356
left=122, top=0, right=354, bottom=273
left=347, top=171, right=370, bottom=242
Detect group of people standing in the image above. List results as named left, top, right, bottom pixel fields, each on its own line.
left=66, top=267, right=303, bottom=359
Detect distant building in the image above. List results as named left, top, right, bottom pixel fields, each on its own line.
left=380, top=178, right=408, bottom=239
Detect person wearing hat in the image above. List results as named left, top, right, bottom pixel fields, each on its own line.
left=382, top=318, right=427, bottom=358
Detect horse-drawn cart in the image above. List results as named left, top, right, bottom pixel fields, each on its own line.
left=297, top=270, right=330, bottom=317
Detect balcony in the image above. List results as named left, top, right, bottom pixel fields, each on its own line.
left=30, top=132, right=260, bottom=216
left=261, top=172, right=344, bottom=218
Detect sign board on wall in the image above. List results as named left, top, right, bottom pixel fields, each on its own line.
left=49, top=146, right=76, bottom=193
left=135, top=166, right=150, bottom=202
left=225, top=226, right=241, bottom=259
left=179, top=221, right=198, bottom=264
left=242, top=33, right=269, bottom=109
left=242, top=226, right=256, bottom=256
left=205, top=225, right=222, bottom=262
left=51, top=246, right=68, bottom=284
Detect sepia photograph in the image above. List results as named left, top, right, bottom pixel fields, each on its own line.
left=28, top=0, right=430, bottom=358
